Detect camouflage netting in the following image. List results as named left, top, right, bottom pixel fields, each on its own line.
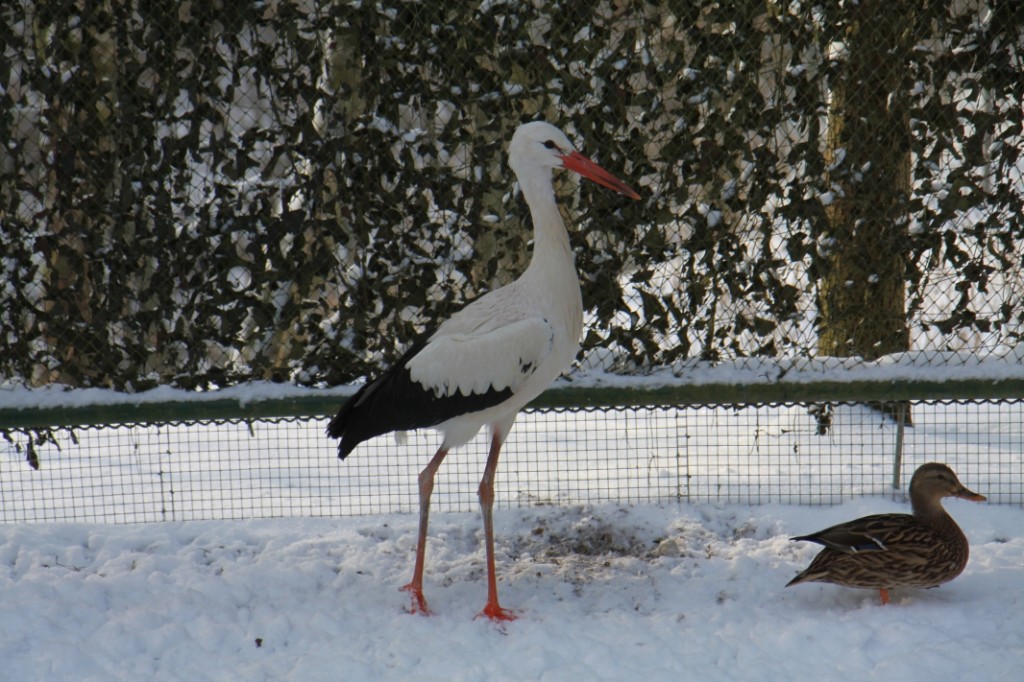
left=2, top=0, right=1022, bottom=391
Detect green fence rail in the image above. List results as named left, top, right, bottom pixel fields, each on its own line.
left=4, top=377, right=1024, bottom=431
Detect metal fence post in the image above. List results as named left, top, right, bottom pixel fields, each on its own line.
left=891, top=402, right=907, bottom=491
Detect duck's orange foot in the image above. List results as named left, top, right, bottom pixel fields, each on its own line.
left=400, top=583, right=433, bottom=616
left=475, top=601, right=519, bottom=622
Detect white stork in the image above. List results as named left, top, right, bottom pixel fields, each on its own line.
left=327, top=121, right=640, bottom=621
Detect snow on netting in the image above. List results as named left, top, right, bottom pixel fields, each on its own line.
left=2, top=401, right=1021, bottom=524
left=4, top=3, right=1024, bottom=392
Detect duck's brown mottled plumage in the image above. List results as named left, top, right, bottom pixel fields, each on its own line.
left=786, top=462, right=986, bottom=604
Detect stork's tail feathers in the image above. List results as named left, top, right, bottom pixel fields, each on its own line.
left=326, top=341, right=428, bottom=460
left=326, top=388, right=367, bottom=460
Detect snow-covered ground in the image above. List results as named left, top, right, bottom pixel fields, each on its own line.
left=1, top=397, right=1022, bottom=680
left=0, top=499, right=1020, bottom=681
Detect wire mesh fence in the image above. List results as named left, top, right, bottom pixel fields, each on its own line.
left=2, top=400, right=1020, bottom=525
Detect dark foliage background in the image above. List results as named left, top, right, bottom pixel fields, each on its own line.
left=2, top=0, right=1022, bottom=391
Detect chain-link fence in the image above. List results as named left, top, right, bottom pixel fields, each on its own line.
left=3, top=1, right=1022, bottom=388
left=2, top=2, right=1023, bottom=521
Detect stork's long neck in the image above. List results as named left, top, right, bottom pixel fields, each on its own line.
left=517, top=170, right=584, bottom=340
left=519, top=171, right=575, bottom=279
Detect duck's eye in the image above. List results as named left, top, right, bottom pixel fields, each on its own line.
left=542, top=140, right=559, bottom=150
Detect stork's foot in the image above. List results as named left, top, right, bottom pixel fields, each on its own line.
left=476, top=601, right=519, bottom=622
left=400, top=583, right=433, bottom=616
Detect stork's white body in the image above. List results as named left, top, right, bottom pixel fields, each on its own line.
left=327, top=121, right=638, bottom=620
left=409, top=198, right=583, bottom=449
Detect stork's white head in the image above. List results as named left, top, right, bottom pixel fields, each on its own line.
left=508, top=121, right=577, bottom=174
left=507, top=121, right=640, bottom=200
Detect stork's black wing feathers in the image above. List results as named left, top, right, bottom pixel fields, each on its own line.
left=327, top=336, right=513, bottom=459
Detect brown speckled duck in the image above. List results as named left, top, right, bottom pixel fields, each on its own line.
left=786, top=462, right=986, bottom=604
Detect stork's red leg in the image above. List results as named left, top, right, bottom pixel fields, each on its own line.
left=476, top=433, right=517, bottom=622
left=879, top=588, right=891, bottom=605
left=401, top=447, right=448, bottom=615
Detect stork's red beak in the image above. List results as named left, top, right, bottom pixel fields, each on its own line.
left=560, top=151, right=641, bottom=200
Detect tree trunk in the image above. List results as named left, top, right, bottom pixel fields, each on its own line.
left=36, top=1, right=121, bottom=387
left=817, top=1, right=915, bottom=363
left=817, top=1, right=918, bottom=424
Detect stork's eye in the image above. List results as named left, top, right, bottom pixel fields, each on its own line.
left=542, top=140, right=559, bottom=150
